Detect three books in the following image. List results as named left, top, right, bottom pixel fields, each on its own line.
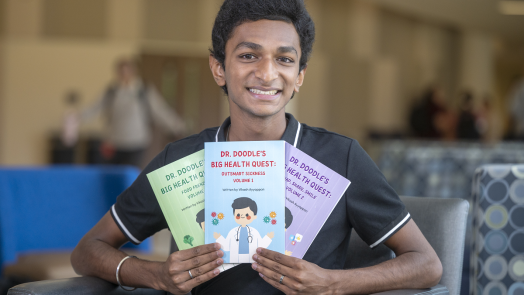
left=146, top=141, right=350, bottom=263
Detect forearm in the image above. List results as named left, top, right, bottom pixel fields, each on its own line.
left=71, top=211, right=166, bottom=290
left=331, top=251, right=442, bottom=294
left=71, top=237, right=164, bottom=290
left=72, top=212, right=223, bottom=294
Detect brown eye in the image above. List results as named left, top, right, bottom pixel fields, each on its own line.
left=240, top=54, right=256, bottom=60
left=279, top=57, right=294, bottom=63
left=237, top=214, right=240, bottom=217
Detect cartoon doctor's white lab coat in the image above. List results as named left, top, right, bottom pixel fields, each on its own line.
left=216, top=226, right=272, bottom=263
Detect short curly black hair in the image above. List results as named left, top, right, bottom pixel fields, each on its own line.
left=210, top=0, right=315, bottom=94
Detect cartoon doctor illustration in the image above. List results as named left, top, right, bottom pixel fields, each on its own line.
left=213, top=197, right=274, bottom=263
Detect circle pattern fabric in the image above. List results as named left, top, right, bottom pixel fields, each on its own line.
left=488, top=166, right=512, bottom=179
left=484, top=231, right=509, bottom=255
left=509, top=230, right=524, bottom=256
left=478, top=257, right=484, bottom=279
left=512, top=167, right=524, bottom=179
left=477, top=232, right=485, bottom=255
left=483, top=281, right=507, bottom=295
left=509, top=206, right=524, bottom=229
left=508, top=256, right=524, bottom=281
left=484, top=256, right=508, bottom=281
left=509, top=180, right=524, bottom=205
left=478, top=208, right=485, bottom=228
left=486, top=180, right=510, bottom=204
left=508, top=283, right=524, bottom=295
left=473, top=165, right=524, bottom=295
left=485, top=205, right=509, bottom=230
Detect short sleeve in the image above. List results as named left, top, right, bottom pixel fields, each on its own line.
left=345, top=140, right=410, bottom=248
left=110, top=147, right=169, bottom=244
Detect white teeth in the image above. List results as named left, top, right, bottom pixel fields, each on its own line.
left=249, top=88, right=278, bottom=95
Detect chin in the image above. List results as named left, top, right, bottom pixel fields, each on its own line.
left=241, top=102, right=288, bottom=118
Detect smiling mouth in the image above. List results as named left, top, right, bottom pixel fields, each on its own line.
left=248, top=88, right=280, bottom=95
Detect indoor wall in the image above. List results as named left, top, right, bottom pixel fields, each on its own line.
left=0, top=0, right=510, bottom=165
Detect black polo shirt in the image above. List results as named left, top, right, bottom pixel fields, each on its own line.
left=111, top=113, right=410, bottom=295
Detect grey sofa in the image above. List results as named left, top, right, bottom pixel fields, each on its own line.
left=9, top=196, right=468, bottom=295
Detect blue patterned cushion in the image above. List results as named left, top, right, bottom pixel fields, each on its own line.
left=472, top=165, right=524, bottom=295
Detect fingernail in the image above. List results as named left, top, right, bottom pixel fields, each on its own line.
left=214, top=269, right=220, bottom=275
left=259, top=273, right=264, bottom=278
left=252, top=263, right=257, bottom=270
left=257, top=248, right=262, bottom=254
left=217, top=250, right=224, bottom=257
left=217, top=259, right=223, bottom=265
left=215, top=243, right=221, bottom=249
left=253, top=254, right=258, bottom=260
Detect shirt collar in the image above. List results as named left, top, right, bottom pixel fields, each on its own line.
left=215, top=113, right=302, bottom=147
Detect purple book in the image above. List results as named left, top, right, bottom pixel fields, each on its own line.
left=284, top=142, right=351, bottom=259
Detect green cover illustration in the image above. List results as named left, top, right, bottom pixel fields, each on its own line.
left=146, top=150, right=205, bottom=250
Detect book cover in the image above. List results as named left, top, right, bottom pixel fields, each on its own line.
left=204, top=141, right=286, bottom=263
left=146, top=150, right=206, bottom=251
left=284, top=142, right=351, bottom=258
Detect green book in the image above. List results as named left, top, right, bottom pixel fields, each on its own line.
left=146, top=149, right=205, bottom=250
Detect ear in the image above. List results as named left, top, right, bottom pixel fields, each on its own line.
left=209, top=55, right=226, bottom=87
left=294, top=65, right=307, bottom=93
left=252, top=215, right=257, bottom=220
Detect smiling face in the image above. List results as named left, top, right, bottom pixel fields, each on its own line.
left=210, top=19, right=306, bottom=119
left=234, top=207, right=257, bottom=226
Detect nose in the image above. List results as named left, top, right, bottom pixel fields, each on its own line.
left=254, top=57, right=278, bottom=83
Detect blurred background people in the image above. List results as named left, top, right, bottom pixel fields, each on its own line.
left=456, top=91, right=480, bottom=140
left=81, top=59, right=186, bottom=167
left=476, top=95, right=503, bottom=143
left=61, top=91, right=81, bottom=149
left=409, top=87, right=454, bottom=140
left=509, top=70, right=524, bottom=141
left=49, top=91, right=81, bottom=164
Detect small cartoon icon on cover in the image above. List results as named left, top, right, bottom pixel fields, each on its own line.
left=295, top=233, right=303, bottom=242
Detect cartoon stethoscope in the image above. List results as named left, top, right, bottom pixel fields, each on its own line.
left=235, top=225, right=253, bottom=243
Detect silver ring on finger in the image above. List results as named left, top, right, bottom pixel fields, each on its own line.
left=279, top=275, right=285, bottom=284
left=188, top=270, right=194, bottom=279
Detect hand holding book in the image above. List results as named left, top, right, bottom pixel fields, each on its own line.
left=156, top=243, right=224, bottom=294
left=252, top=247, right=338, bottom=294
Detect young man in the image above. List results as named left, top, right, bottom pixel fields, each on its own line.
left=213, top=197, right=274, bottom=263
left=71, top=0, right=442, bottom=294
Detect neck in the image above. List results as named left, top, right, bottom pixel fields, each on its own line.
left=228, top=109, right=287, bottom=142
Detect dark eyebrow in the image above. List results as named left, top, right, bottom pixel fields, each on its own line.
left=277, top=46, right=298, bottom=57
left=234, top=42, right=298, bottom=57
left=234, top=41, right=262, bottom=51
